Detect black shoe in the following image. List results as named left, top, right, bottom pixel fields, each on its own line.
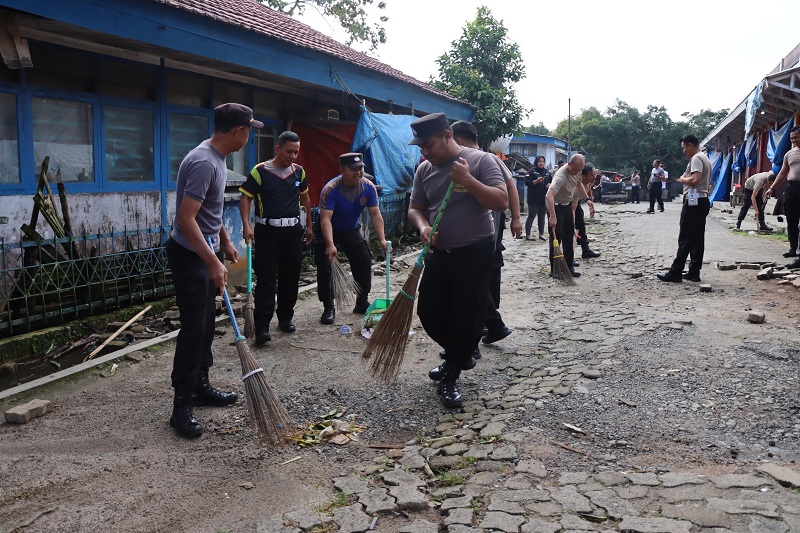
left=760, top=224, right=774, bottom=232
left=581, top=248, right=601, bottom=259
left=170, top=388, right=203, bottom=439
left=646, top=210, right=655, bottom=214
left=570, top=270, right=581, bottom=278
left=279, top=320, right=296, bottom=333
left=659, top=208, right=664, bottom=212
left=482, top=326, right=513, bottom=345
left=193, top=369, right=238, bottom=407
left=573, top=260, right=580, bottom=267
left=352, top=302, right=370, bottom=314
left=735, top=220, right=742, bottom=230
left=783, top=250, right=797, bottom=258
left=481, top=326, right=488, bottom=336
left=429, top=363, right=446, bottom=381
left=438, top=347, right=482, bottom=360
left=681, top=272, right=701, bottom=282
left=657, top=272, right=682, bottom=283
left=320, top=307, right=335, bottom=325
left=786, top=259, right=800, bottom=269
left=539, top=234, right=546, bottom=241
left=254, top=329, right=272, bottom=346
left=437, top=379, right=463, bottom=409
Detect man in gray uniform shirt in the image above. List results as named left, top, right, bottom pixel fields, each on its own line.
left=766, top=126, right=800, bottom=265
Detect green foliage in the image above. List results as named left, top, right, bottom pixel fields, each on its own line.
left=315, top=490, right=355, bottom=514
left=438, top=471, right=468, bottom=486
left=257, top=0, right=388, bottom=51
left=523, top=122, right=550, bottom=136
left=551, top=100, right=729, bottom=181
left=432, top=6, right=527, bottom=150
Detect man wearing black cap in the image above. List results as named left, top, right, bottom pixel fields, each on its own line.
left=240, top=131, right=314, bottom=345
left=407, top=113, right=508, bottom=409
left=315, top=153, right=388, bottom=324
left=166, top=103, right=262, bottom=438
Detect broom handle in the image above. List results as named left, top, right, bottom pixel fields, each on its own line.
left=246, top=239, right=253, bottom=293
left=385, top=241, right=391, bottom=300
left=206, top=236, right=245, bottom=340
left=414, top=180, right=455, bottom=269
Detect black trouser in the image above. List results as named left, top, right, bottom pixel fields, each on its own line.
left=549, top=203, right=575, bottom=272
left=631, top=185, right=640, bottom=203
left=166, top=238, right=218, bottom=390
left=253, top=222, right=303, bottom=330
left=784, top=182, right=800, bottom=251
left=648, top=185, right=664, bottom=211
left=418, top=237, right=494, bottom=373
left=313, top=225, right=372, bottom=309
left=485, top=215, right=505, bottom=334
left=575, top=203, right=588, bottom=250
left=737, top=188, right=765, bottom=224
left=669, top=197, right=711, bottom=277
left=526, top=199, right=546, bottom=236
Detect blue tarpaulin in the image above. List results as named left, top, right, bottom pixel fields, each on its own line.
left=767, top=117, right=795, bottom=174
left=707, top=151, right=723, bottom=207
left=710, top=151, right=732, bottom=204
left=352, top=109, right=421, bottom=195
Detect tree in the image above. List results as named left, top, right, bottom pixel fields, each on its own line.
left=523, top=122, right=550, bottom=136
left=257, top=0, right=388, bottom=52
left=432, top=6, right=527, bottom=150
left=681, top=108, right=730, bottom=141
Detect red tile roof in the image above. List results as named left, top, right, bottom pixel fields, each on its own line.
left=154, top=0, right=463, bottom=104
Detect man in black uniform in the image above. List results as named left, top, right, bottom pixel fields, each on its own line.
left=240, top=131, right=314, bottom=345
left=407, top=113, right=507, bottom=408
left=314, top=153, right=388, bottom=324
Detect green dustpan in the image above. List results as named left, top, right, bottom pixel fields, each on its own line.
left=363, top=241, right=392, bottom=329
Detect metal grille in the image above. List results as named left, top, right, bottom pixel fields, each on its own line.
left=1, top=227, right=174, bottom=336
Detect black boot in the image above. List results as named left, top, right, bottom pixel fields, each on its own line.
left=581, top=245, right=600, bottom=259
left=170, top=388, right=203, bottom=438
left=194, top=368, right=238, bottom=407
left=759, top=222, right=773, bottom=232
left=437, top=364, right=463, bottom=409
left=320, top=305, right=335, bottom=325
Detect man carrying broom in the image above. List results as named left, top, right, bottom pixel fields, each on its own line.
left=166, top=103, right=262, bottom=438
left=545, top=154, right=592, bottom=279
left=407, top=113, right=508, bottom=408
left=314, top=152, right=388, bottom=324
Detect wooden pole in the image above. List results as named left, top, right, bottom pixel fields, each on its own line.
left=84, top=305, right=152, bottom=362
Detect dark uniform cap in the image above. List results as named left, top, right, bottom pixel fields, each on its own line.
left=339, top=152, right=366, bottom=169
left=214, top=103, right=264, bottom=129
left=409, top=113, right=450, bottom=146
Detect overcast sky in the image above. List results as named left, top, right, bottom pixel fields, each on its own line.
left=297, top=0, right=800, bottom=130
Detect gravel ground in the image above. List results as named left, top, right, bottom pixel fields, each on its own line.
left=2, top=200, right=800, bottom=532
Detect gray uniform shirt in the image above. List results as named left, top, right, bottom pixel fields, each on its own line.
left=171, top=140, right=227, bottom=252
left=410, top=147, right=505, bottom=250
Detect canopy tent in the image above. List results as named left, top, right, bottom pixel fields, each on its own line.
left=352, top=109, right=420, bottom=195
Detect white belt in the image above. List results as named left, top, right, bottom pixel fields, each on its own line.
left=695, top=193, right=709, bottom=198
left=254, top=216, right=300, bottom=227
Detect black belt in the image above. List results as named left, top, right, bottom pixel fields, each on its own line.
left=431, top=236, right=493, bottom=255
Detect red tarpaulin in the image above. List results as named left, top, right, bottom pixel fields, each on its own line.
left=293, top=122, right=356, bottom=206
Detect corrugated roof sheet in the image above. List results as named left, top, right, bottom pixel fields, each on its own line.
left=153, top=0, right=461, bottom=104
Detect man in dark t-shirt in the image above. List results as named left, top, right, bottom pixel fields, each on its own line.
left=240, top=131, right=314, bottom=345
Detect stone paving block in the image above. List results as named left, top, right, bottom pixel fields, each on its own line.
left=256, top=516, right=301, bottom=533
left=757, top=463, right=800, bottom=488
left=558, top=513, right=605, bottom=530
left=708, top=473, right=772, bottom=489
left=747, top=311, right=766, bottom=324
left=480, top=422, right=506, bottom=438
left=440, top=495, right=472, bottom=511
left=490, top=444, right=517, bottom=461
left=382, top=470, right=425, bottom=488
left=516, top=459, right=547, bottom=477
left=586, top=489, right=638, bottom=520
left=388, top=485, right=429, bottom=511
left=504, top=473, right=533, bottom=490
left=487, top=498, right=525, bottom=514
left=613, top=484, right=649, bottom=499
left=398, top=519, right=440, bottom=533
left=444, top=507, right=474, bottom=526
left=446, top=526, right=475, bottom=533
left=466, top=443, right=494, bottom=460
left=559, top=471, right=590, bottom=485
left=659, top=502, right=732, bottom=528
left=357, top=488, right=397, bottom=515
left=706, top=497, right=780, bottom=518
left=333, top=474, right=372, bottom=495
left=520, top=518, right=561, bottom=533
left=524, top=501, right=562, bottom=516
left=656, top=483, right=725, bottom=503
left=718, top=262, right=738, bottom=270
left=442, top=442, right=471, bottom=456
left=402, top=454, right=427, bottom=470
left=593, top=472, right=628, bottom=486
left=466, top=471, right=506, bottom=486
left=550, top=486, right=594, bottom=513
left=479, top=511, right=525, bottom=532
left=658, top=472, right=707, bottom=487
left=429, top=455, right=463, bottom=472
left=493, top=488, right=551, bottom=503
left=4, top=399, right=52, bottom=424
left=284, top=508, right=331, bottom=531
left=331, top=503, right=371, bottom=533
left=748, top=515, right=790, bottom=533
left=617, top=516, right=693, bottom=533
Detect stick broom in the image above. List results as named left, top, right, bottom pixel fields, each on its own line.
left=243, top=239, right=255, bottom=339
left=551, top=237, right=576, bottom=285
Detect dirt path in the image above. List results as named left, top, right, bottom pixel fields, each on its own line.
left=2, top=199, right=799, bottom=533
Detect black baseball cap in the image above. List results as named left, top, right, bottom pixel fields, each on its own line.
left=409, top=113, right=450, bottom=145
left=214, top=103, right=264, bottom=129
left=339, top=152, right=366, bottom=169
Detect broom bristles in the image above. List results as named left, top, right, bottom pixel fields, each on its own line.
left=330, top=256, right=361, bottom=308
left=551, top=238, right=576, bottom=286
left=243, top=295, right=255, bottom=339
left=362, top=267, right=421, bottom=382
left=235, top=338, right=293, bottom=444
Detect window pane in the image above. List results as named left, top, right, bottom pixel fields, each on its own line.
left=105, top=106, right=154, bottom=182
left=0, top=92, right=20, bottom=184
left=169, top=114, right=208, bottom=181
left=32, top=98, right=93, bottom=183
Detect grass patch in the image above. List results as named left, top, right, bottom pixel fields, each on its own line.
left=438, top=471, right=468, bottom=486
left=315, top=491, right=354, bottom=515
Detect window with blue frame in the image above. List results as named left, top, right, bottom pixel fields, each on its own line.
left=105, top=106, right=154, bottom=183
left=32, top=97, right=94, bottom=183
left=168, top=113, right=209, bottom=181
left=0, top=92, right=19, bottom=184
